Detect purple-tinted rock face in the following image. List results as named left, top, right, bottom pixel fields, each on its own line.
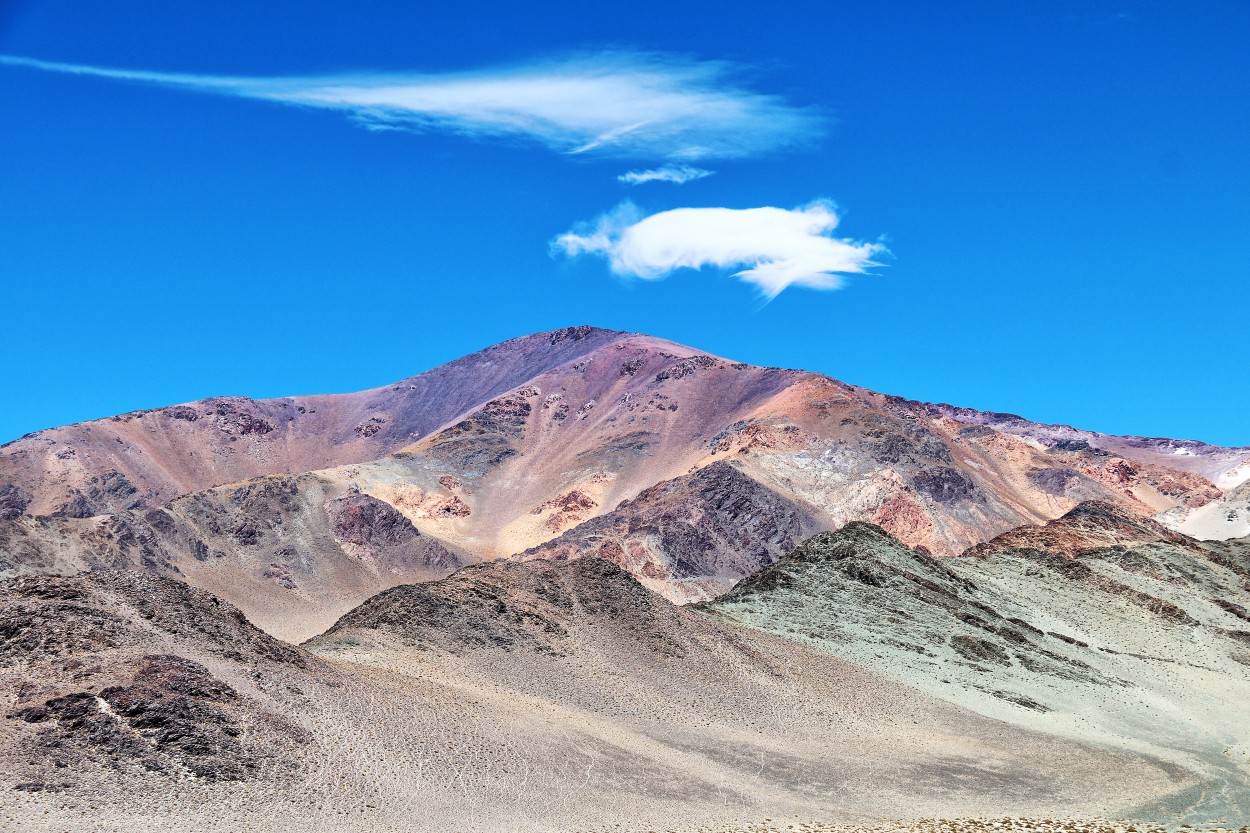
left=518, top=461, right=821, bottom=601
left=0, top=483, right=32, bottom=520
left=328, top=493, right=420, bottom=547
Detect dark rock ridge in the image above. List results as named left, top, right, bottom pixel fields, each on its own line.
left=310, top=557, right=687, bottom=659
left=515, top=461, right=822, bottom=601
left=0, top=571, right=308, bottom=672
left=709, top=522, right=1111, bottom=692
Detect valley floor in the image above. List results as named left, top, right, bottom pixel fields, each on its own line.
left=3, top=798, right=1246, bottom=833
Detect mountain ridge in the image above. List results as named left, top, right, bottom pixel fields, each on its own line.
left=2, top=326, right=1248, bottom=640
left=4, top=324, right=1246, bottom=519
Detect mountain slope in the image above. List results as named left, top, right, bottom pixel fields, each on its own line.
left=302, top=557, right=1187, bottom=827
left=705, top=516, right=1250, bottom=824
left=5, top=559, right=1194, bottom=831
left=0, top=570, right=316, bottom=798
left=0, top=472, right=468, bottom=641
left=0, top=326, right=629, bottom=517
left=321, top=336, right=1235, bottom=567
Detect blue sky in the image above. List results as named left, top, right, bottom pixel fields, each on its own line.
left=1, top=1, right=1247, bottom=446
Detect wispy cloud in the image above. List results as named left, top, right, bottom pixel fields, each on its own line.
left=0, top=52, right=822, bottom=161
left=618, top=165, right=714, bottom=186
left=552, top=200, right=882, bottom=299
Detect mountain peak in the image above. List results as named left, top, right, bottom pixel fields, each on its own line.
left=0, top=325, right=643, bottom=516
left=540, top=324, right=628, bottom=345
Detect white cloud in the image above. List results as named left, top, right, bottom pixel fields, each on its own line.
left=0, top=52, right=822, bottom=161
left=552, top=200, right=882, bottom=298
left=618, top=165, right=714, bottom=186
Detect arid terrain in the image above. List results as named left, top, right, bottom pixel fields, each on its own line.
left=2, top=327, right=1248, bottom=832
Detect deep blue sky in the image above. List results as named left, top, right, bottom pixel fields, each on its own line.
left=1, top=1, right=1247, bottom=446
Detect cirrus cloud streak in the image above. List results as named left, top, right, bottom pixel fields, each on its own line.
left=553, top=201, right=882, bottom=298
left=0, top=52, right=822, bottom=161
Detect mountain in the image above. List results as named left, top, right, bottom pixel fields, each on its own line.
left=5, top=327, right=1250, bottom=830
left=3, top=326, right=1247, bottom=633
left=704, top=510, right=1250, bottom=824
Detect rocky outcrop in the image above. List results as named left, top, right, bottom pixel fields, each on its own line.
left=53, top=471, right=142, bottom=519
left=326, top=491, right=463, bottom=571
left=516, top=462, right=821, bottom=602
left=12, top=654, right=260, bottom=782
left=422, top=390, right=537, bottom=475
left=329, top=492, right=422, bottom=547
left=1, top=571, right=314, bottom=793
left=0, top=483, right=32, bottom=521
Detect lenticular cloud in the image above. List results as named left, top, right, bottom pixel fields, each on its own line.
left=552, top=201, right=882, bottom=298
left=0, top=52, right=821, bottom=161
